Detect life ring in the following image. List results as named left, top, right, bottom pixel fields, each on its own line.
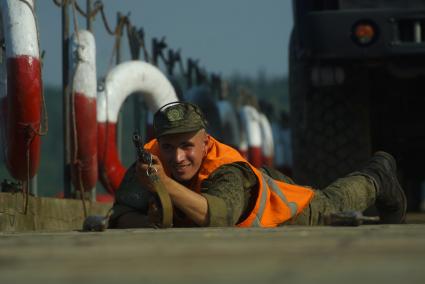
left=97, top=60, right=178, bottom=194
left=239, top=105, right=262, bottom=167
left=258, top=112, right=274, bottom=167
left=69, top=30, right=98, bottom=192
left=1, top=0, right=42, bottom=180
left=238, top=129, right=249, bottom=160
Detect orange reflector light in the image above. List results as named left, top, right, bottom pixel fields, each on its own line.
left=351, top=20, right=378, bottom=46
left=355, top=24, right=375, bottom=44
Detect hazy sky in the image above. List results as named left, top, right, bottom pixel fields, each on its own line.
left=36, top=0, right=294, bottom=87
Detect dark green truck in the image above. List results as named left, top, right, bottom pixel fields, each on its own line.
left=289, top=0, right=425, bottom=210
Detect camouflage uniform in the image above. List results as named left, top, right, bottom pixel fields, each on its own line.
left=109, top=102, right=380, bottom=227
left=110, top=161, right=376, bottom=227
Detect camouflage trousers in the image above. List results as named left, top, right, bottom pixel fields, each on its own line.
left=290, top=173, right=377, bottom=225
left=111, top=165, right=378, bottom=228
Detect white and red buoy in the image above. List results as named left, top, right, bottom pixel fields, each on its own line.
left=259, top=112, right=274, bottom=167
left=69, top=30, right=98, bottom=192
left=1, top=0, right=42, bottom=180
left=97, top=60, right=178, bottom=194
left=239, top=105, right=263, bottom=168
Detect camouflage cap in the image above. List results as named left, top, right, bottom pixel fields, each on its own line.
left=153, top=102, right=208, bottom=137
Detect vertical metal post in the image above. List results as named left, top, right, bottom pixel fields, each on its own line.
left=152, top=38, right=158, bottom=66
left=86, top=0, right=92, bottom=32
left=86, top=0, right=96, bottom=201
left=62, top=1, right=72, bottom=198
left=129, top=29, right=142, bottom=138
left=30, top=175, right=38, bottom=197
left=132, top=99, right=142, bottom=137
left=85, top=0, right=97, bottom=200
left=116, top=12, right=123, bottom=159
left=187, top=59, right=193, bottom=88
left=414, top=21, right=422, bottom=43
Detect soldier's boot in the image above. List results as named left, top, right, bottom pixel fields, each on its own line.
left=359, top=151, right=407, bottom=224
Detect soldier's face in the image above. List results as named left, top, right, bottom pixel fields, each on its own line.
left=158, top=129, right=208, bottom=182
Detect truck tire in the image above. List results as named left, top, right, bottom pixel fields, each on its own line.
left=289, top=31, right=372, bottom=189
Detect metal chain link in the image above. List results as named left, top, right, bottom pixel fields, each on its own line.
left=52, top=0, right=64, bottom=7
left=95, top=0, right=115, bottom=35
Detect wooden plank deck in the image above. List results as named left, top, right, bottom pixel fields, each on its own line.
left=1, top=222, right=424, bottom=284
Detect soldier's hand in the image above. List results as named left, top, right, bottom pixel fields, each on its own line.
left=135, top=154, right=167, bottom=192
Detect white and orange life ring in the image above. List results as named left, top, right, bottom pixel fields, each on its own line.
left=69, top=30, right=98, bottom=192
left=239, top=105, right=263, bottom=167
left=1, top=0, right=42, bottom=180
left=97, top=60, right=178, bottom=194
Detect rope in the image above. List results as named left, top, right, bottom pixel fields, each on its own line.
left=24, top=142, right=30, bottom=214
left=23, top=123, right=37, bottom=214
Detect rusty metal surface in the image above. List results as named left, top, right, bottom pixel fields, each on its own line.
left=1, top=223, right=424, bottom=284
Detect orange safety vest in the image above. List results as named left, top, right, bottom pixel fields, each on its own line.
left=145, top=136, right=314, bottom=227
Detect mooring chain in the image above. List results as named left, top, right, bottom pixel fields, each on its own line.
left=126, top=25, right=151, bottom=62
left=52, top=0, right=63, bottom=7
left=44, top=0, right=220, bottom=224
left=73, top=0, right=103, bottom=19
left=49, top=0, right=204, bottom=89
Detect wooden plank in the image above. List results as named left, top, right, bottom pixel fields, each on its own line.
left=0, top=225, right=424, bottom=284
